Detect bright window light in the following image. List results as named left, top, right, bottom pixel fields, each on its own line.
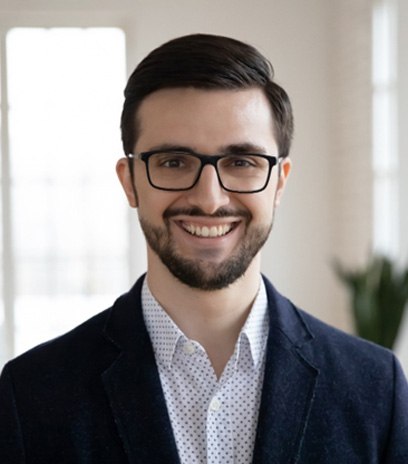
left=6, top=27, right=128, bottom=354
left=372, top=0, right=398, bottom=258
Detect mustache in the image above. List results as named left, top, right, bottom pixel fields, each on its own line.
left=163, top=206, right=251, bottom=220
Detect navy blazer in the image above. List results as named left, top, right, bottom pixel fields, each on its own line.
left=1, top=275, right=407, bottom=463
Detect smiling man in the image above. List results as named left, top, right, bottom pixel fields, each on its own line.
left=1, top=34, right=407, bottom=463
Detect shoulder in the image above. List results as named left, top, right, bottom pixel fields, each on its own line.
left=3, top=276, right=147, bottom=379
left=263, top=275, right=400, bottom=382
left=2, top=306, right=115, bottom=384
left=299, top=308, right=396, bottom=375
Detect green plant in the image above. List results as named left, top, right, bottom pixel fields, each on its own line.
left=334, top=255, right=408, bottom=349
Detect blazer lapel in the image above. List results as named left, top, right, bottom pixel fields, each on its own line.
left=101, top=276, right=180, bottom=464
left=253, top=278, right=319, bottom=464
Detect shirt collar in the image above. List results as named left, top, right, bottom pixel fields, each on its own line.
left=239, top=279, right=269, bottom=367
left=142, top=277, right=269, bottom=369
left=142, top=282, right=183, bottom=369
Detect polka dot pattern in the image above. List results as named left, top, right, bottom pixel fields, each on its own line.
left=142, top=280, right=269, bottom=464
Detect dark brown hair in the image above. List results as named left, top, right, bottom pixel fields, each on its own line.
left=121, top=34, right=293, bottom=157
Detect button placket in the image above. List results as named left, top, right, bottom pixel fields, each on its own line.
left=209, top=397, right=221, bottom=412
left=206, top=382, right=233, bottom=464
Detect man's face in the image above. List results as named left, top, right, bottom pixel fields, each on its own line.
left=117, top=87, right=291, bottom=290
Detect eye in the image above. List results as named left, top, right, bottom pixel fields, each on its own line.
left=162, top=157, right=185, bottom=168
left=221, top=155, right=259, bottom=168
left=152, top=153, right=193, bottom=169
left=231, top=158, right=253, bottom=167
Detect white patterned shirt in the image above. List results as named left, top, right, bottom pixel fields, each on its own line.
left=142, top=278, right=269, bottom=464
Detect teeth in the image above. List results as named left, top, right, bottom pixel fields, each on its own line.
left=184, top=223, right=233, bottom=237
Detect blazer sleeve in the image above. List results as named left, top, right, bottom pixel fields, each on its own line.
left=383, top=355, right=408, bottom=463
left=0, top=363, right=25, bottom=463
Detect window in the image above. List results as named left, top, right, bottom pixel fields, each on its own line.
left=1, top=27, right=128, bottom=362
left=372, top=0, right=399, bottom=257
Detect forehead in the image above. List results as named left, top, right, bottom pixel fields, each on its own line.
left=134, top=87, right=277, bottom=154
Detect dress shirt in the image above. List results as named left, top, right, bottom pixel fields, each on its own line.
left=142, top=278, right=269, bottom=464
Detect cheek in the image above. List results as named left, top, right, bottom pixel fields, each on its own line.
left=137, top=190, right=180, bottom=224
left=241, top=195, right=274, bottom=226
left=138, top=195, right=165, bottom=219
left=134, top=171, right=162, bottom=213
left=247, top=180, right=278, bottom=222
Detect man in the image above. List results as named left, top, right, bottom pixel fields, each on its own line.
left=0, top=34, right=407, bottom=463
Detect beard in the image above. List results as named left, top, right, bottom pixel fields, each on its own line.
left=139, top=206, right=273, bottom=291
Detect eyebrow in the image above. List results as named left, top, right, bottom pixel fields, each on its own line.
left=144, top=142, right=269, bottom=155
left=219, top=143, right=268, bottom=155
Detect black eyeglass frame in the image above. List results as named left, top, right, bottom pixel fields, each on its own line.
left=127, top=150, right=281, bottom=194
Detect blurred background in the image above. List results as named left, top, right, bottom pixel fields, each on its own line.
left=0, top=0, right=407, bottom=373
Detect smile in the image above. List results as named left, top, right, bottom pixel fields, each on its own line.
left=181, top=222, right=237, bottom=238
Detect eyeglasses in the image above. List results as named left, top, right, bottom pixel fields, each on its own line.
left=127, top=149, right=280, bottom=193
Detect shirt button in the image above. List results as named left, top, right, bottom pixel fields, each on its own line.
left=183, top=341, right=196, bottom=355
left=209, top=397, right=221, bottom=412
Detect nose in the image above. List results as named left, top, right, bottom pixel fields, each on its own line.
left=186, top=164, right=230, bottom=214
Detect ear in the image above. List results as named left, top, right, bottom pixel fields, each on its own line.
left=116, top=157, right=138, bottom=207
left=274, top=157, right=292, bottom=207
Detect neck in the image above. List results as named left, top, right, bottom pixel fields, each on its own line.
left=146, top=253, right=261, bottom=377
